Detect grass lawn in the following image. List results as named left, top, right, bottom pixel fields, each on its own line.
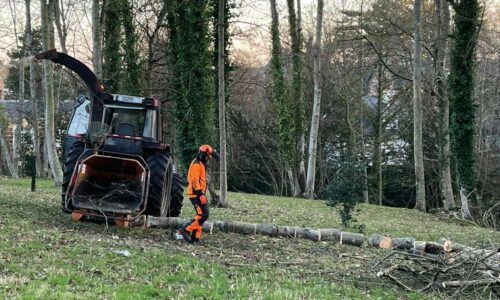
left=0, top=177, right=498, bottom=299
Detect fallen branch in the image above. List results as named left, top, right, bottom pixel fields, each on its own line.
left=441, top=279, right=500, bottom=289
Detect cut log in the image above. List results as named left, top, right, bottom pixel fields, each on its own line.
left=296, top=228, right=320, bottom=241
left=437, top=238, right=453, bottom=252
left=368, top=234, right=393, bottom=249
left=227, top=221, right=257, bottom=235
left=392, top=237, right=415, bottom=250
left=340, top=232, right=365, bottom=247
left=318, top=228, right=341, bottom=242
left=277, top=226, right=300, bottom=238
left=146, top=216, right=214, bottom=233
left=414, top=241, right=448, bottom=255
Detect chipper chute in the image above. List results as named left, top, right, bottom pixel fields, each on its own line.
left=67, top=154, right=149, bottom=218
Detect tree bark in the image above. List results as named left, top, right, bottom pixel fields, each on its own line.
left=52, top=0, right=68, bottom=54
left=413, top=0, right=426, bottom=212
left=92, top=0, right=103, bottom=79
left=374, top=61, right=384, bottom=206
left=41, top=0, right=63, bottom=185
left=217, top=0, right=228, bottom=207
left=448, top=0, right=480, bottom=220
left=359, top=0, right=369, bottom=204
left=305, top=0, right=323, bottom=199
left=286, top=0, right=306, bottom=196
left=0, top=129, right=19, bottom=178
left=25, top=0, right=43, bottom=177
left=435, top=0, right=455, bottom=210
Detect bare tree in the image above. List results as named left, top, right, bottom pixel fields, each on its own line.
left=25, top=0, right=43, bottom=176
left=218, top=0, right=228, bottom=207
left=305, top=0, right=323, bottom=199
left=434, top=0, right=455, bottom=210
left=8, top=0, right=22, bottom=176
left=53, top=0, right=69, bottom=54
left=41, top=0, right=63, bottom=184
left=413, top=0, right=425, bottom=212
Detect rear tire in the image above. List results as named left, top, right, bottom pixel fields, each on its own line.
left=146, top=153, right=172, bottom=217
left=168, top=173, right=184, bottom=217
left=146, top=153, right=184, bottom=217
left=61, top=141, right=87, bottom=213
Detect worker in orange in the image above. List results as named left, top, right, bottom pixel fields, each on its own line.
left=179, top=144, right=219, bottom=243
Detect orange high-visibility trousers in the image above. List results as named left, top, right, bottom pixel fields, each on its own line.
left=184, top=196, right=209, bottom=240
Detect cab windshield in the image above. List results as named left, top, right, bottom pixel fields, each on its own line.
left=106, top=106, right=157, bottom=139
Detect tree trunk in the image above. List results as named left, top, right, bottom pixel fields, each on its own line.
left=435, top=0, right=455, bottom=210
left=359, top=0, right=369, bottom=204
left=305, top=0, right=323, bottom=199
left=25, top=0, right=43, bottom=176
left=14, top=53, right=24, bottom=176
left=413, top=0, right=426, bottom=212
left=92, top=0, right=103, bottom=78
left=270, top=0, right=294, bottom=196
left=41, top=0, right=63, bottom=185
left=52, top=0, right=68, bottom=54
left=448, top=0, right=480, bottom=220
left=217, top=0, right=228, bottom=208
left=0, top=129, right=19, bottom=178
left=374, top=61, right=384, bottom=206
left=286, top=0, right=305, bottom=196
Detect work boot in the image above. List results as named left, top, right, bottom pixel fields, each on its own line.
left=178, top=228, right=193, bottom=243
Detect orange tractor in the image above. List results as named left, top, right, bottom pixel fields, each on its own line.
left=36, top=50, right=183, bottom=224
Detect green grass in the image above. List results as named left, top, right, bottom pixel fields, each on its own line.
left=0, top=177, right=497, bottom=299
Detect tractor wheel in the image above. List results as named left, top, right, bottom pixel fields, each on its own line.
left=146, top=153, right=173, bottom=217
left=61, top=141, right=87, bottom=213
left=168, top=173, right=184, bottom=217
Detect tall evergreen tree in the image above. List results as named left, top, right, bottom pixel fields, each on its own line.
left=102, top=0, right=122, bottom=92
left=270, top=0, right=294, bottom=192
left=167, top=0, right=215, bottom=172
left=121, top=0, right=141, bottom=94
left=448, top=0, right=480, bottom=219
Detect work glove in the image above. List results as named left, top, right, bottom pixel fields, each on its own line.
left=199, top=194, right=207, bottom=205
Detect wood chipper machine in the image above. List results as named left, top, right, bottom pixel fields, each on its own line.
left=36, top=50, right=183, bottom=225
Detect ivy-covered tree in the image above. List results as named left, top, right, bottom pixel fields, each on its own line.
left=167, top=0, right=215, bottom=172
left=448, top=0, right=480, bottom=219
left=102, top=0, right=141, bottom=94
left=270, top=0, right=294, bottom=196
left=102, top=0, right=122, bottom=92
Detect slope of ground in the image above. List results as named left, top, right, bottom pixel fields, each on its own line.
left=0, top=178, right=498, bottom=299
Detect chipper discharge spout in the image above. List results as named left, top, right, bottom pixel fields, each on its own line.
left=68, top=154, right=149, bottom=218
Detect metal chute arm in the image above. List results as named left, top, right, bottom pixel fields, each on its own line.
left=35, top=49, right=104, bottom=122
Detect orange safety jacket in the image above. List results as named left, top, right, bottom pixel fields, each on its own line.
left=187, top=158, right=207, bottom=198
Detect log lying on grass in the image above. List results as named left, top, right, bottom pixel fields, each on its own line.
left=368, top=234, right=455, bottom=254
left=143, top=216, right=365, bottom=246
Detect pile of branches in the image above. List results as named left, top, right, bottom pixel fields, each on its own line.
left=372, top=239, right=500, bottom=298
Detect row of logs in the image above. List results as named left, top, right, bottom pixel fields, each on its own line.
left=133, top=216, right=365, bottom=246
left=131, top=216, right=498, bottom=263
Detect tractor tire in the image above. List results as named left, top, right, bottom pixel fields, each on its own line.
left=61, top=141, right=87, bottom=213
left=146, top=153, right=172, bottom=217
left=168, top=173, right=184, bottom=217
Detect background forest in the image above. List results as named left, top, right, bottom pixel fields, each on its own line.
left=0, top=0, right=498, bottom=228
